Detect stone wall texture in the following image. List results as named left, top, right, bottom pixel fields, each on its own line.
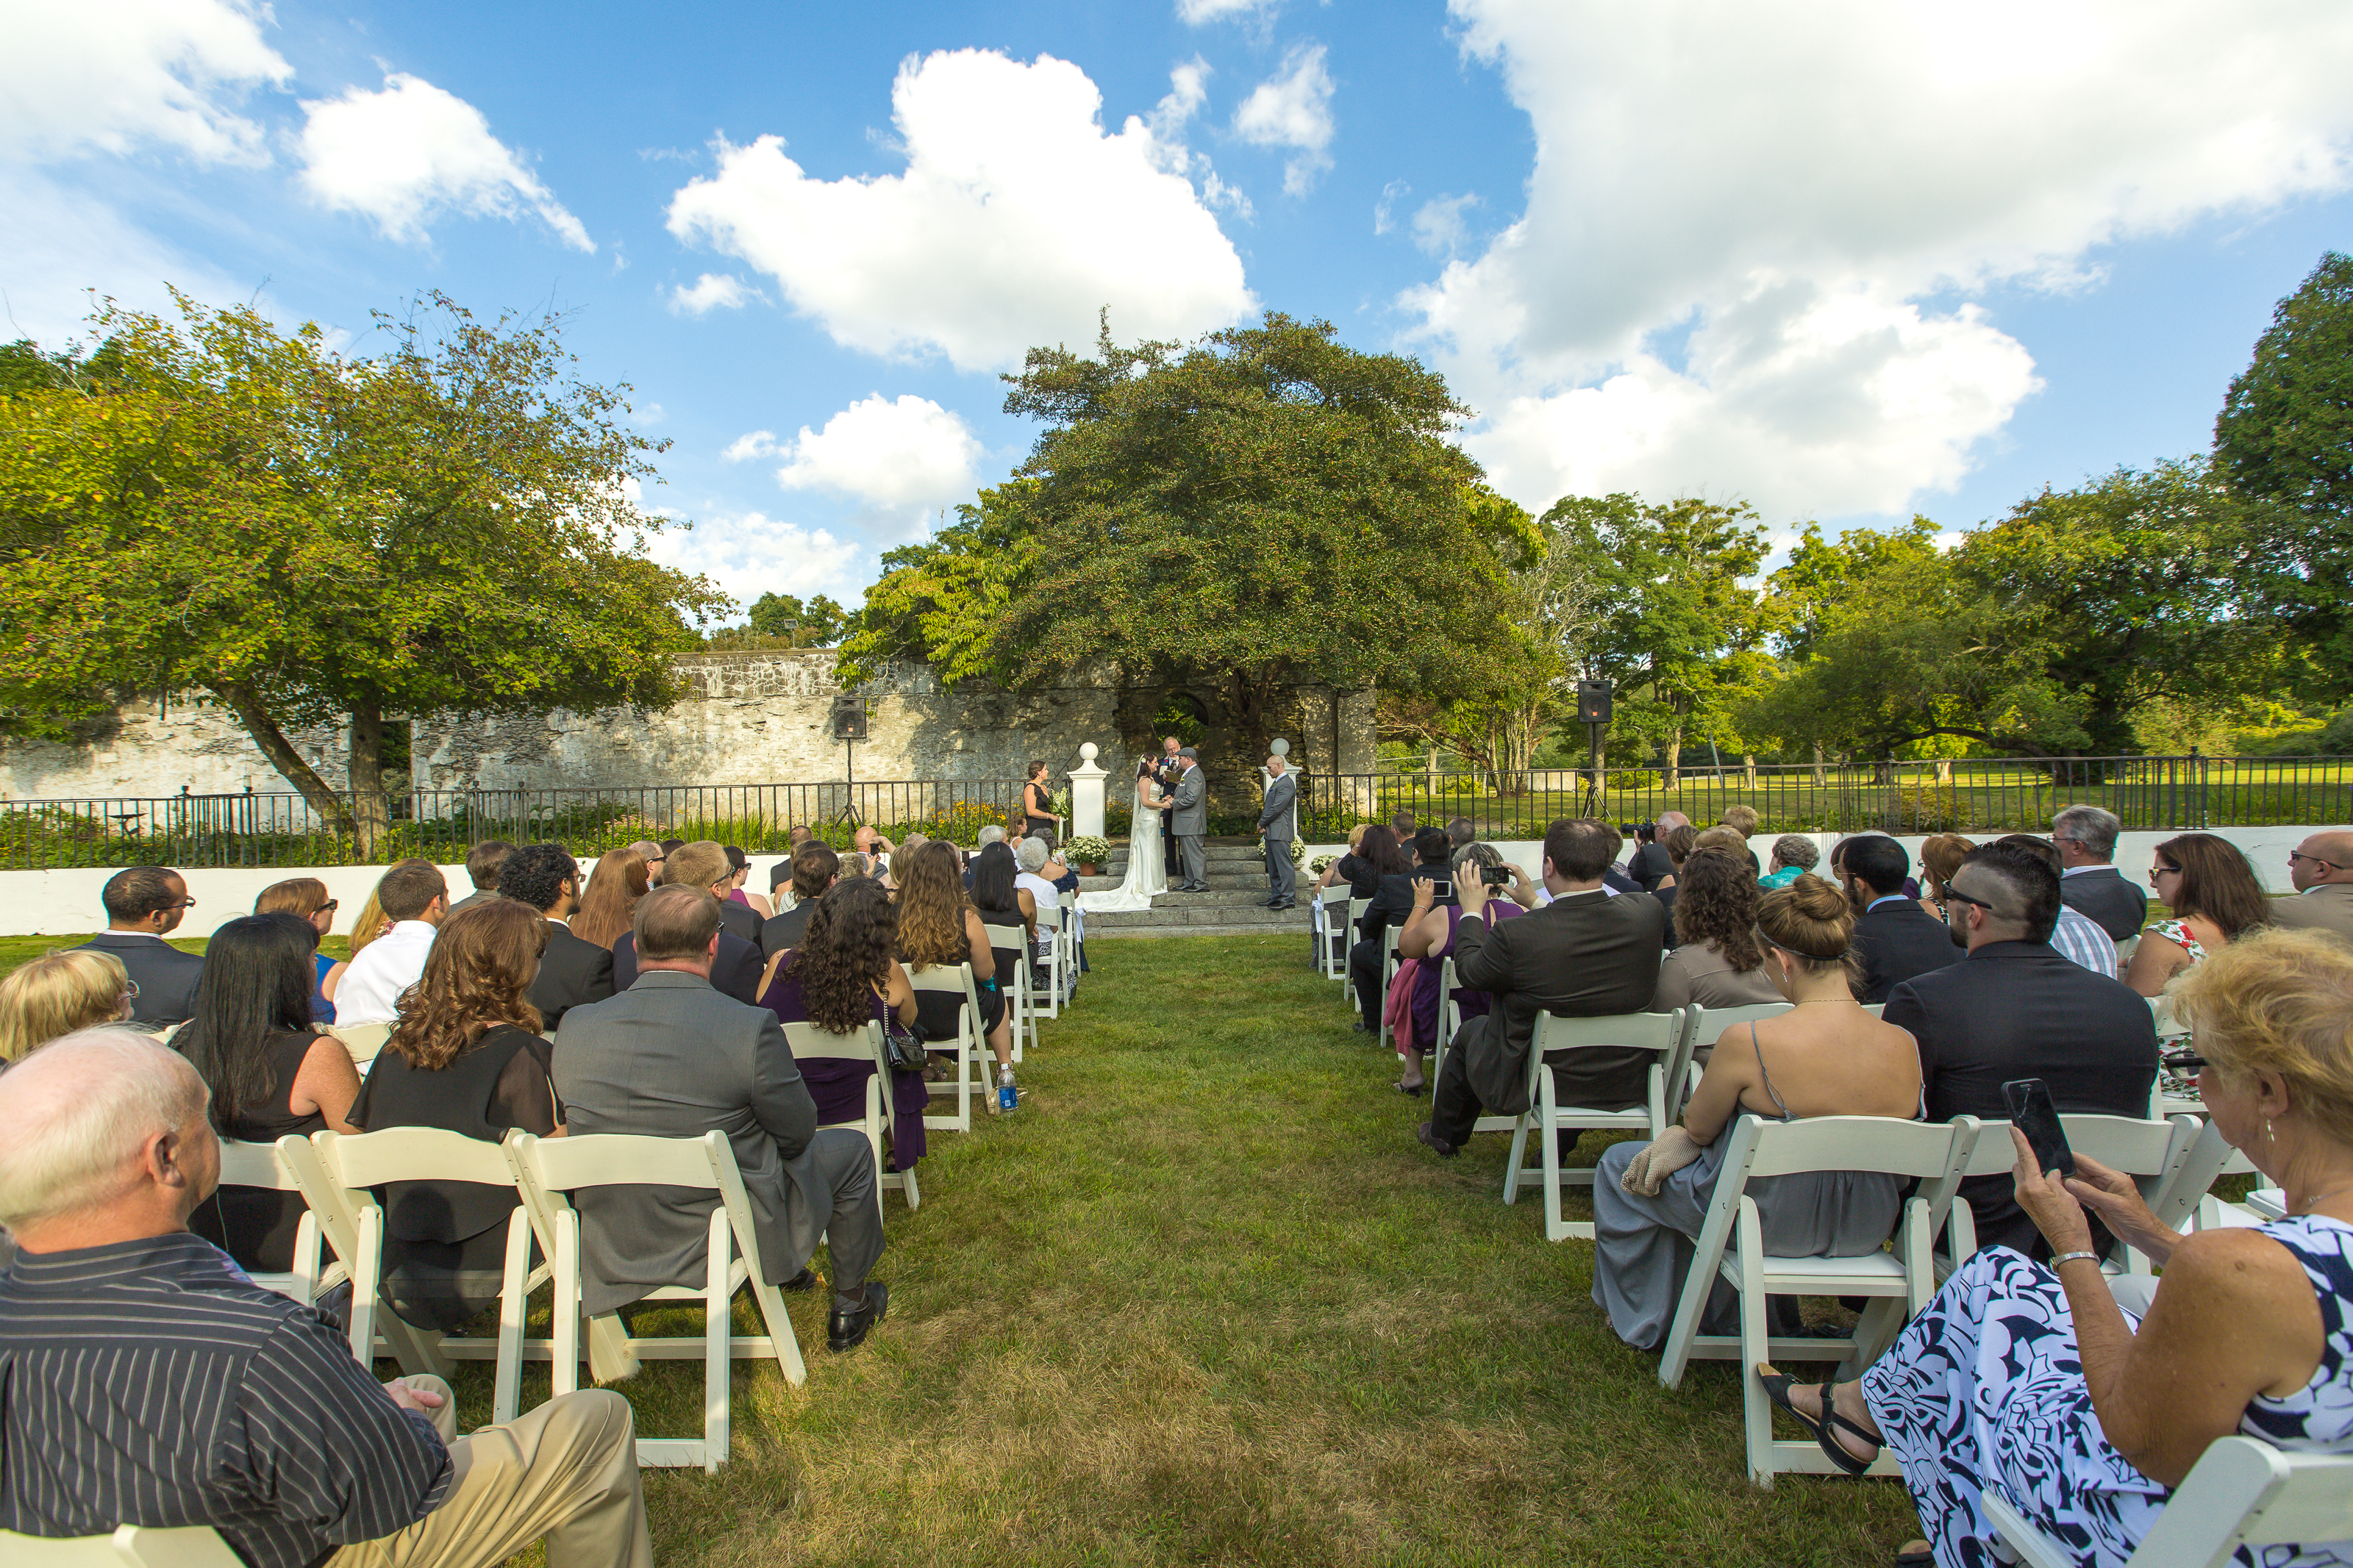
left=1, top=653, right=1375, bottom=810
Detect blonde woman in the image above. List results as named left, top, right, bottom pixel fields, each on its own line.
left=0, top=949, right=132, bottom=1063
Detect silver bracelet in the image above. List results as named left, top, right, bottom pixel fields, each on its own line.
left=2049, top=1251, right=2101, bottom=1271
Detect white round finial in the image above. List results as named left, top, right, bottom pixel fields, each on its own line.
left=1079, top=742, right=1099, bottom=762
left=1269, top=737, right=1290, bottom=756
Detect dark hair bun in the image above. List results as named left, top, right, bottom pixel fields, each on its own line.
left=1755, top=873, right=1853, bottom=959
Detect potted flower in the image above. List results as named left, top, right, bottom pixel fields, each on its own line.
left=1065, top=834, right=1112, bottom=876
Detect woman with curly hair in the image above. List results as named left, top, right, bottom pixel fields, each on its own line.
left=759, top=878, right=926, bottom=1171
left=349, top=899, right=560, bottom=1330
left=1649, top=848, right=1783, bottom=1030
left=1915, top=833, right=1977, bottom=920
left=2127, top=831, right=2274, bottom=998
left=893, top=838, right=1018, bottom=1110
left=570, top=846, right=651, bottom=949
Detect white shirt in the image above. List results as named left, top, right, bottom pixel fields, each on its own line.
left=1866, top=893, right=1913, bottom=913
left=2060, top=864, right=2107, bottom=877
left=332, top=920, right=439, bottom=1026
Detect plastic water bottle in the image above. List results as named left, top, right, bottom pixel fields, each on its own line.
left=997, top=1068, right=1018, bottom=1115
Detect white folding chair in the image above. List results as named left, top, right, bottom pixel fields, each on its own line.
left=785, top=1018, right=918, bottom=1211
left=1504, top=1010, right=1689, bottom=1242
left=310, top=1128, right=551, bottom=1427
left=979, top=920, right=1032, bottom=1064
left=212, top=1137, right=342, bottom=1309
left=1985, top=1434, right=2353, bottom=1568
left=273, top=1135, right=451, bottom=1380
left=1340, top=898, right=1372, bottom=1006
left=1, top=1524, right=245, bottom=1567
left=504, top=1129, right=807, bottom=1471
left=1313, top=888, right=1352, bottom=981
left=1929, top=1113, right=2202, bottom=1279
left=2152, top=1114, right=2268, bottom=1233
left=909, top=962, right=989, bottom=1134
left=1429, top=961, right=1524, bottom=1139
left=1676, top=1003, right=1793, bottom=1116
left=1035, top=896, right=1073, bottom=1016
left=1657, top=1113, right=1983, bottom=1486
left=1374, top=926, right=1407, bottom=1053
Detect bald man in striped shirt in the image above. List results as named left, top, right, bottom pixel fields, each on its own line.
left=0, top=1029, right=651, bottom=1568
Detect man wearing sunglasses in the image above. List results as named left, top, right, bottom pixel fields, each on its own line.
left=72, top=866, right=206, bottom=1031
left=2271, top=830, right=2353, bottom=942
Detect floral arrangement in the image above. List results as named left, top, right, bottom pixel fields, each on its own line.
left=1289, top=837, right=1308, bottom=867
left=1309, top=853, right=1338, bottom=876
left=1064, top=834, right=1112, bottom=866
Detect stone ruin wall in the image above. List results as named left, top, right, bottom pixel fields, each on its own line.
left=0, top=652, right=1376, bottom=806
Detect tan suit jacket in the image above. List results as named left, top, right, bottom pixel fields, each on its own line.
left=2271, top=884, right=2353, bottom=942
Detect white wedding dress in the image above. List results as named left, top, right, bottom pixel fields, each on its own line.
left=1079, top=779, right=1171, bottom=913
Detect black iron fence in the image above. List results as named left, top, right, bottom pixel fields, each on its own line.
left=1300, top=755, right=2353, bottom=842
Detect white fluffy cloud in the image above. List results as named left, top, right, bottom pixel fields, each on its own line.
left=1414, top=0, right=2353, bottom=518
left=646, top=510, right=866, bottom=610
left=1176, top=0, right=1267, bottom=21
left=665, top=49, right=1254, bottom=372
left=296, top=73, right=592, bottom=250
left=667, top=272, right=760, bottom=315
left=0, top=0, right=290, bottom=164
left=1233, top=43, right=1335, bottom=196
left=772, top=394, right=983, bottom=512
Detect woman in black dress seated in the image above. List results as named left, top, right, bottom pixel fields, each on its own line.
left=349, top=899, right=561, bottom=1331
left=181, top=913, right=363, bottom=1272
left=895, top=839, right=1016, bottom=1110
left=759, top=878, right=926, bottom=1173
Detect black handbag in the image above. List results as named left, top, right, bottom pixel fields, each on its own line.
left=882, top=1018, right=930, bottom=1074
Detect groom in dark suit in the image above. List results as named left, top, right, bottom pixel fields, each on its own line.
left=1170, top=748, right=1210, bottom=892
left=1257, top=753, right=1297, bottom=910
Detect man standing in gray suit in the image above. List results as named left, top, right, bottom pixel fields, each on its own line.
left=553, top=886, right=889, bottom=1353
left=1257, top=753, right=1297, bottom=910
left=1170, top=747, right=1210, bottom=892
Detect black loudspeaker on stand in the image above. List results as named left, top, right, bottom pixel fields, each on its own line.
left=827, top=695, right=868, bottom=829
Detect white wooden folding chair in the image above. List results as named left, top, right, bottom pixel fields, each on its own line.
left=2150, top=1114, right=2269, bottom=1233
left=504, top=1129, right=807, bottom=1471
left=1657, top=1113, right=1983, bottom=1486
left=212, top=1137, right=343, bottom=1309
left=310, top=1127, right=551, bottom=1427
left=1930, top=1113, right=2202, bottom=1279
left=1985, top=1434, right=2353, bottom=1568
left=1035, top=896, right=1073, bottom=1015
left=980, top=920, right=1033, bottom=1063
left=1676, top=1003, right=1793, bottom=1116
left=1313, top=888, right=1352, bottom=981
left=1429, top=960, right=1524, bottom=1140
left=273, top=1134, right=451, bottom=1380
left=909, top=962, right=988, bottom=1134
left=1504, top=1010, right=1689, bottom=1242
left=1374, top=925, right=1407, bottom=1053
left=785, top=1018, right=918, bottom=1211
left=1340, top=898, right=1371, bottom=1006
left=2, top=1524, right=245, bottom=1566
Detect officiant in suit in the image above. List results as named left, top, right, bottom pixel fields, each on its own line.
left=1257, top=753, right=1297, bottom=910
left=1156, top=735, right=1185, bottom=879
left=1170, top=748, right=1210, bottom=892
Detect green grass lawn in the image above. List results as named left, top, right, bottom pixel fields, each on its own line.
left=7, top=932, right=1927, bottom=1564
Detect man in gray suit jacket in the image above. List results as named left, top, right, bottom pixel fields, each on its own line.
left=1170, top=747, right=1210, bottom=892
left=1257, top=754, right=1298, bottom=909
left=553, top=887, right=889, bottom=1353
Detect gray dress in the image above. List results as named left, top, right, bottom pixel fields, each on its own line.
left=1592, top=1025, right=1904, bottom=1350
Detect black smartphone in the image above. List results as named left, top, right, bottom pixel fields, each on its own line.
left=2002, top=1078, right=2074, bottom=1176
left=1482, top=863, right=1513, bottom=887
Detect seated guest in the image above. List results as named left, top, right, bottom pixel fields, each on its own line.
left=1652, top=823, right=1697, bottom=940
left=1014, top=837, right=1068, bottom=955
left=970, top=843, right=1033, bottom=991
left=352, top=901, right=560, bottom=1331
left=1647, top=849, right=1783, bottom=1027
left=325, top=876, right=401, bottom=1007
left=1718, top=806, right=1763, bottom=874
left=757, top=878, right=925, bottom=1176
left=1838, top=834, right=1952, bottom=1002
left=179, top=914, right=362, bottom=1273
left=723, top=844, right=774, bottom=918
left=2273, top=828, right=2353, bottom=942
left=624, top=837, right=666, bottom=885
left=2128, top=831, right=2273, bottom=997
left=557, top=887, right=888, bottom=1352
left=0, top=1028, right=651, bottom=1566
left=71, top=865, right=204, bottom=1030
left=1885, top=842, right=2157, bottom=1258
left=1393, top=844, right=1525, bottom=1095
left=838, top=851, right=874, bottom=881
left=254, top=878, right=340, bottom=1022
left=1446, top=816, right=1476, bottom=854
left=2052, top=802, right=2149, bottom=941
left=1313, top=823, right=1380, bottom=899
left=1349, top=827, right=1449, bottom=1033
left=0, top=949, right=130, bottom=1064
left=763, top=840, right=840, bottom=957
left=499, top=842, right=614, bottom=1028
left=1389, top=811, right=1418, bottom=847
left=611, top=842, right=763, bottom=1006
left=1595, top=876, right=1919, bottom=1348
left=1757, top=834, right=1817, bottom=890
left=1993, top=833, right=2119, bottom=978
left=853, top=826, right=898, bottom=878
left=332, top=860, right=451, bottom=1054
left=571, top=847, right=650, bottom=950
left=1760, top=928, right=2353, bottom=1567
left=1627, top=820, right=1671, bottom=892
left=1416, top=819, right=1666, bottom=1159
left=895, top=840, right=1017, bottom=1109
left=656, top=837, right=685, bottom=882
left=448, top=840, right=515, bottom=913
left=1915, top=831, right=1976, bottom=920
left=1024, top=831, right=1085, bottom=972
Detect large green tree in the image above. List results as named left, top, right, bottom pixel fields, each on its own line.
left=2215, top=250, right=2353, bottom=684
left=840, top=315, right=1524, bottom=792
left=0, top=290, right=726, bottom=849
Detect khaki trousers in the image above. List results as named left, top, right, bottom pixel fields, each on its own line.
left=331, top=1378, right=653, bottom=1568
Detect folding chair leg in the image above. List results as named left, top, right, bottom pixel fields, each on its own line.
left=703, top=1208, right=729, bottom=1472
left=1735, top=1206, right=1777, bottom=1487
left=1540, top=1076, right=1571, bottom=1243
left=493, top=1209, right=530, bottom=1426
left=1502, top=1112, right=1532, bottom=1204
left=552, top=1210, right=582, bottom=1398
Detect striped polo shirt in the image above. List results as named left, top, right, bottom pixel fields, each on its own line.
left=0, top=1231, right=450, bottom=1568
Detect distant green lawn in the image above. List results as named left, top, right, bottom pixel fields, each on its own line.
left=9, top=931, right=1937, bottom=1563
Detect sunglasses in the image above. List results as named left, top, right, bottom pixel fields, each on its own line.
left=2162, top=1048, right=2207, bottom=1074
left=2146, top=864, right=2182, bottom=884
left=1943, top=889, right=1999, bottom=914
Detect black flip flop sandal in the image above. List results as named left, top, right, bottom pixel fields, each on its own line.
left=1893, top=1547, right=1932, bottom=1567
left=1757, top=1372, right=1880, bottom=1475
left=1392, top=1079, right=1427, bottom=1096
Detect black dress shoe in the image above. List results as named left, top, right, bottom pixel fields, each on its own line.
left=1271, top=901, right=1296, bottom=910
left=828, top=1281, right=888, bottom=1352
left=782, top=1267, right=819, bottom=1293
left=1415, top=1120, right=1459, bottom=1159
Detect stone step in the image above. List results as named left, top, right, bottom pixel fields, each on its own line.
left=1098, top=847, right=1274, bottom=869
left=1089, top=920, right=1315, bottom=941
left=1084, top=901, right=1308, bottom=931
left=1077, top=872, right=1277, bottom=893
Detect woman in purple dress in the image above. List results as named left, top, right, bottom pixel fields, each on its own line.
left=1390, top=843, right=1526, bottom=1094
left=757, top=878, right=926, bottom=1173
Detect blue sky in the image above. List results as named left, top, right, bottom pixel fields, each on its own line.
left=7, top=0, right=2352, bottom=615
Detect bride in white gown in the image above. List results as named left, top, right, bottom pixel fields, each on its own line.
left=1079, top=759, right=1172, bottom=913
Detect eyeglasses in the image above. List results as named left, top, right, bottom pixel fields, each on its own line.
left=160, top=898, right=196, bottom=911
left=2146, top=864, right=2182, bottom=884
left=2162, top=1049, right=2207, bottom=1074
left=316, top=900, right=340, bottom=915
left=2288, top=851, right=2342, bottom=872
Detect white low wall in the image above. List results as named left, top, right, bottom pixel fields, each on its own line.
left=0, top=826, right=2324, bottom=940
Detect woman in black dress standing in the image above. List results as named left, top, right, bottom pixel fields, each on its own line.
left=1020, top=760, right=1057, bottom=841
left=349, top=898, right=561, bottom=1331
left=181, top=913, right=363, bottom=1272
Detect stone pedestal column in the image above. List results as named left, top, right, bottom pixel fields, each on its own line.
left=1069, top=742, right=1107, bottom=840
